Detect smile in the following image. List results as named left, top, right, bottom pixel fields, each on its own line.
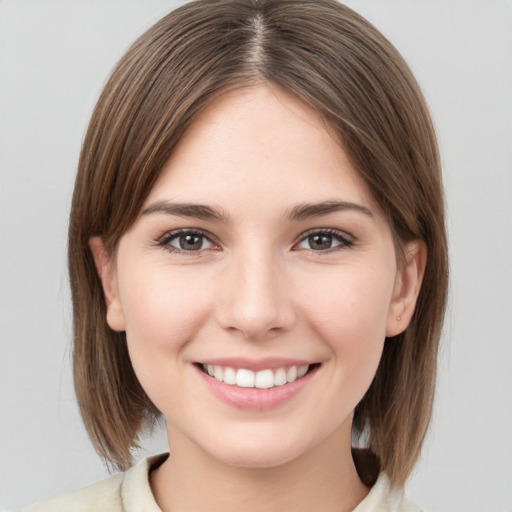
left=195, top=360, right=320, bottom=410
left=202, top=364, right=310, bottom=389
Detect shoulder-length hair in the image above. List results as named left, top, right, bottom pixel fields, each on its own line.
left=69, top=0, right=448, bottom=486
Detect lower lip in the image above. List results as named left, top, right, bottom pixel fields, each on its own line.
left=194, top=365, right=318, bottom=411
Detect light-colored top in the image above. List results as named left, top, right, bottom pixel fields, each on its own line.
left=21, top=453, right=421, bottom=512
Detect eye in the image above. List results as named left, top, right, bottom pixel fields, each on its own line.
left=156, top=229, right=217, bottom=253
left=294, top=229, right=354, bottom=251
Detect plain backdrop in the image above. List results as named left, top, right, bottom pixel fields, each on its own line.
left=1, top=1, right=511, bottom=511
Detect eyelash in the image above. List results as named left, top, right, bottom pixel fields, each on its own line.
left=154, top=228, right=355, bottom=254
left=154, top=229, right=219, bottom=254
left=293, top=228, right=355, bottom=253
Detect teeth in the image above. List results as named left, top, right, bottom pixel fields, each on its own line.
left=223, top=366, right=237, bottom=385
left=297, top=365, right=308, bottom=378
left=236, top=368, right=255, bottom=388
left=255, top=369, right=274, bottom=389
left=213, top=365, right=223, bottom=381
left=286, top=366, right=297, bottom=382
left=274, top=367, right=287, bottom=386
left=202, top=364, right=311, bottom=389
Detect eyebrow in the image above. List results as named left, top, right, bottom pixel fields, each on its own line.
left=141, top=201, right=230, bottom=222
left=287, top=200, right=374, bottom=220
left=141, top=199, right=373, bottom=223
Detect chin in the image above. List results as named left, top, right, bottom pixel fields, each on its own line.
left=202, top=432, right=313, bottom=469
left=217, top=448, right=299, bottom=469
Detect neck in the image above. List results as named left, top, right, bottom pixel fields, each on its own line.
left=150, top=426, right=369, bottom=512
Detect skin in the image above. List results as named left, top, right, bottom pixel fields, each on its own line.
left=91, top=85, right=425, bottom=512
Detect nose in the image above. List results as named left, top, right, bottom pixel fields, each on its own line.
left=216, top=249, right=295, bottom=341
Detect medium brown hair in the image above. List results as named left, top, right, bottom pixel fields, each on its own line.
left=69, top=0, right=448, bottom=485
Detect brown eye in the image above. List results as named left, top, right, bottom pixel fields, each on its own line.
left=158, top=230, right=216, bottom=252
left=308, top=234, right=334, bottom=250
left=295, top=229, right=354, bottom=251
left=176, top=233, right=204, bottom=251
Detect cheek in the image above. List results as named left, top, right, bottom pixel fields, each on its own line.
left=304, top=267, right=393, bottom=340
left=300, top=266, right=394, bottom=387
left=116, top=265, right=214, bottom=387
left=121, top=263, right=212, bottom=334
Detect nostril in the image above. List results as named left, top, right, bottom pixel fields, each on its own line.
left=240, top=326, right=283, bottom=341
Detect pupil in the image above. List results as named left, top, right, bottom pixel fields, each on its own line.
left=310, top=234, right=332, bottom=250
left=180, top=234, right=202, bottom=250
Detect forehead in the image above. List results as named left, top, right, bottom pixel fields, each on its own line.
left=145, top=85, right=378, bottom=216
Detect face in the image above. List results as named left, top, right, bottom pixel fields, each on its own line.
left=93, top=85, right=423, bottom=469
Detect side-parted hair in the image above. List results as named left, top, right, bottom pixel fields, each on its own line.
left=68, top=0, right=448, bottom=486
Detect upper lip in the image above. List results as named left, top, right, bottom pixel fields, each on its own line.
left=196, top=357, right=316, bottom=371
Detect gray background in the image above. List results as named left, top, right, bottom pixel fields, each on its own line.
left=1, top=1, right=511, bottom=510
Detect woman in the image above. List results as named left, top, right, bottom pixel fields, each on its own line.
left=22, top=0, right=447, bottom=510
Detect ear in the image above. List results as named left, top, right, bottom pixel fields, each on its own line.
left=89, top=237, right=126, bottom=332
left=386, top=240, right=427, bottom=337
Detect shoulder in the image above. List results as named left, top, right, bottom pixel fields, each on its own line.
left=351, top=449, right=421, bottom=512
left=19, top=472, right=124, bottom=512
left=354, top=472, right=422, bottom=512
left=19, top=453, right=168, bottom=512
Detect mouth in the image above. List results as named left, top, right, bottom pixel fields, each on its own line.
left=197, top=362, right=321, bottom=389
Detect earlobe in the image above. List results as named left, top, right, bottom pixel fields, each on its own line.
left=386, top=240, right=427, bottom=337
left=89, top=237, right=126, bottom=332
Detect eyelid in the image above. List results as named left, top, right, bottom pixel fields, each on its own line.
left=152, top=227, right=355, bottom=254
left=154, top=228, right=220, bottom=253
left=292, top=228, right=356, bottom=251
